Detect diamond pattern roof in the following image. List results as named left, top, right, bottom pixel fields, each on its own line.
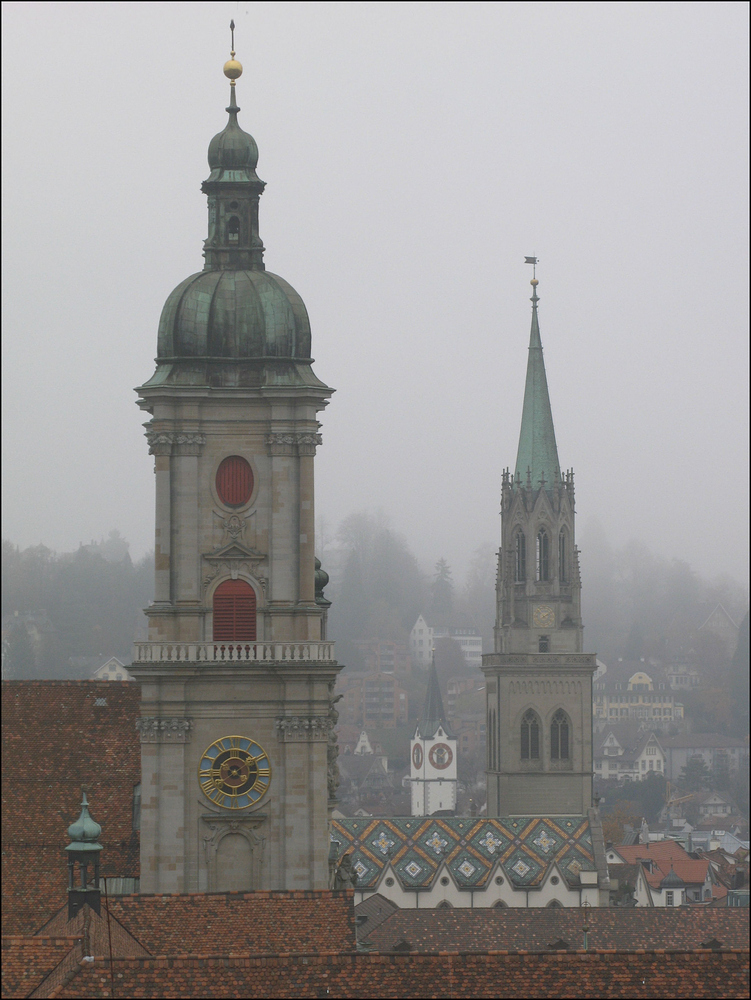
left=331, top=816, right=595, bottom=891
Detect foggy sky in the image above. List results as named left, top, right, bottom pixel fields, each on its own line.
left=2, top=2, right=748, bottom=587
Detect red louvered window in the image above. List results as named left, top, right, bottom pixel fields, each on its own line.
left=216, top=456, right=253, bottom=507
left=213, top=579, right=257, bottom=641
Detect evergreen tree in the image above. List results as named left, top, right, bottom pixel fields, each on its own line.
left=680, top=755, right=711, bottom=792
left=430, top=558, right=454, bottom=618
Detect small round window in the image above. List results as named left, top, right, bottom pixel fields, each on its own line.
left=216, top=456, right=253, bottom=507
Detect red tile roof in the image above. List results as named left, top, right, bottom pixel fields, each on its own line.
left=1, top=681, right=141, bottom=935
left=643, top=859, right=711, bottom=890
left=362, top=907, right=750, bottom=954
left=615, top=841, right=691, bottom=865
left=104, top=891, right=357, bottom=956
left=1, top=936, right=79, bottom=999
left=49, top=949, right=751, bottom=998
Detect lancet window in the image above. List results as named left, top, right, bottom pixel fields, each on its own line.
left=550, top=709, right=570, bottom=760
left=514, top=532, right=526, bottom=582
left=558, top=530, right=566, bottom=582
left=536, top=530, right=549, bottom=581
left=521, top=709, right=540, bottom=760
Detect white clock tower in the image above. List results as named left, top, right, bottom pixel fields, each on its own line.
left=410, top=660, right=457, bottom=816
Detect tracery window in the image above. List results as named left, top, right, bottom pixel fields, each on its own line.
left=521, top=709, right=540, bottom=760
left=514, top=532, right=526, bottom=582
left=536, top=530, right=549, bottom=581
left=550, top=709, right=570, bottom=760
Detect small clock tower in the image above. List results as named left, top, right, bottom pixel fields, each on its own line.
left=130, top=34, right=340, bottom=894
left=482, top=268, right=595, bottom=816
left=410, top=660, right=457, bottom=816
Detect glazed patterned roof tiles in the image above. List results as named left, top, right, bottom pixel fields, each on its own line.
left=50, top=949, right=751, bottom=999
left=331, top=816, right=595, bottom=891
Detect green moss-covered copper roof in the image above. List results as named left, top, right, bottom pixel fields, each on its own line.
left=514, top=282, right=560, bottom=488
left=416, top=660, right=453, bottom=740
left=157, top=269, right=312, bottom=361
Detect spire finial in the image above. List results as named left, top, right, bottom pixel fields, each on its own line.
left=224, top=20, right=243, bottom=87
left=525, top=255, right=539, bottom=304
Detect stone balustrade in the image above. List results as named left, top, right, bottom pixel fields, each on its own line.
left=132, top=640, right=335, bottom=664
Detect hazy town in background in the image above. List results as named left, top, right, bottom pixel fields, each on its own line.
left=1, top=2, right=748, bottom=874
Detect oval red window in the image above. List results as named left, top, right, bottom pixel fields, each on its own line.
left=216, top=456, right=253, bottom=507
left=213, top=579, right=257, bottom=641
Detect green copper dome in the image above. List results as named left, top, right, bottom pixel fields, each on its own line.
left=157, top=269, right=312, bottom=360
left=65, top=791, right=103, bottom=853
left=205, top=87, right=262, bottom=185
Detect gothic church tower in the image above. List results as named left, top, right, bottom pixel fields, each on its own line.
left=410, top=660, right=457, bottom=816
left=130, top=38, right=340, bottom=894
left=482, top=272, right=595, bottom=816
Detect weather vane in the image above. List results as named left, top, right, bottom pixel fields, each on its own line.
left=224, top=19, right=243, bottom=86
left=524, top=255, right=539, bottom=280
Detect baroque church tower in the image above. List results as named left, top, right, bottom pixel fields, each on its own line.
left=130, top=37, right=340, bottom=894
left=410, top=659, right=457, bottom=816
left=482, top=271, right=595, bottom=816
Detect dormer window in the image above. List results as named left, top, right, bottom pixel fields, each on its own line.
left=228, top=215, right=240, bottom=242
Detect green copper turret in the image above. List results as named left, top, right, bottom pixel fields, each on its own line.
left=514, top=278, right=561, bottom=490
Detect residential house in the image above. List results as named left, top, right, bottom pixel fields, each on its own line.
left=660, top=733, right=749, bottom=783
left=607, top=840, right=721, bottom=906
left=593, top=660, right=683, bottom=726
left=336, top=670, right=409, bottom=728
left=91, top=656, right=134, bottom=681
left=410, top=614, right=483, bottom=669
left=594, top=724, right=665, bottom=782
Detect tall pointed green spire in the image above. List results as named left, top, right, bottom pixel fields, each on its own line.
left=417, top=655, right=453, bottom=739
left=514, top=274, right=560, bottom=489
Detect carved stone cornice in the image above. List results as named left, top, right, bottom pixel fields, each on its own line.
left=266, top=432, right=322, bottom=457
left=146, top=431, right=206, bottom=456
left=275, top=716, right=329, bottom=742
left=136, top=717, right=193, bottom=743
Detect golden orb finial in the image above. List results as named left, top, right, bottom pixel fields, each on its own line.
left=530, top=278, right=539, bottom=286
left=224, top=19, right=243, bottom=85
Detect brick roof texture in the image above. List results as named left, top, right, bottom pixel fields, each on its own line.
left=362, top=907, right=750, bottom=954
left=103, top=891, right=357, bottom=956
left=1, top=681, right=141, bottom=935
left=50, top=949, right=750, bottom=998
left=0, top=936, right=79, bottom=999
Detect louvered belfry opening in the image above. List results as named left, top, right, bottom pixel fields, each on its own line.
left=216, top=456, right=253, bottom=507
left=213, top=579, right=257, bottom=641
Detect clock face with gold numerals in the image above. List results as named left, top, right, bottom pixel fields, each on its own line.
left=198, top=735, right=271, bottom=810
left=533, top=605, right=556, bottom=629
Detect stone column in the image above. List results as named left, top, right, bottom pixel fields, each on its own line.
left=267, top=434, right=298, bottom=607
left=147, top=433, right=174, bottom=604
left=136, top=716, right=192, bottom=894
left=297, top=433, right=320, bottom=606
left=172, top=434, right=204, bottom=610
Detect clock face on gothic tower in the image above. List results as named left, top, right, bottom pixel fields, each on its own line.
left=533, top=605, right=555, bottom=629
left=198, top=735, right=271, bottom=810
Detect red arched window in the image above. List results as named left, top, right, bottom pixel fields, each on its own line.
left=216, top=456, right=253, bottom=507
left=213, top=579, right=257, bottom=641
